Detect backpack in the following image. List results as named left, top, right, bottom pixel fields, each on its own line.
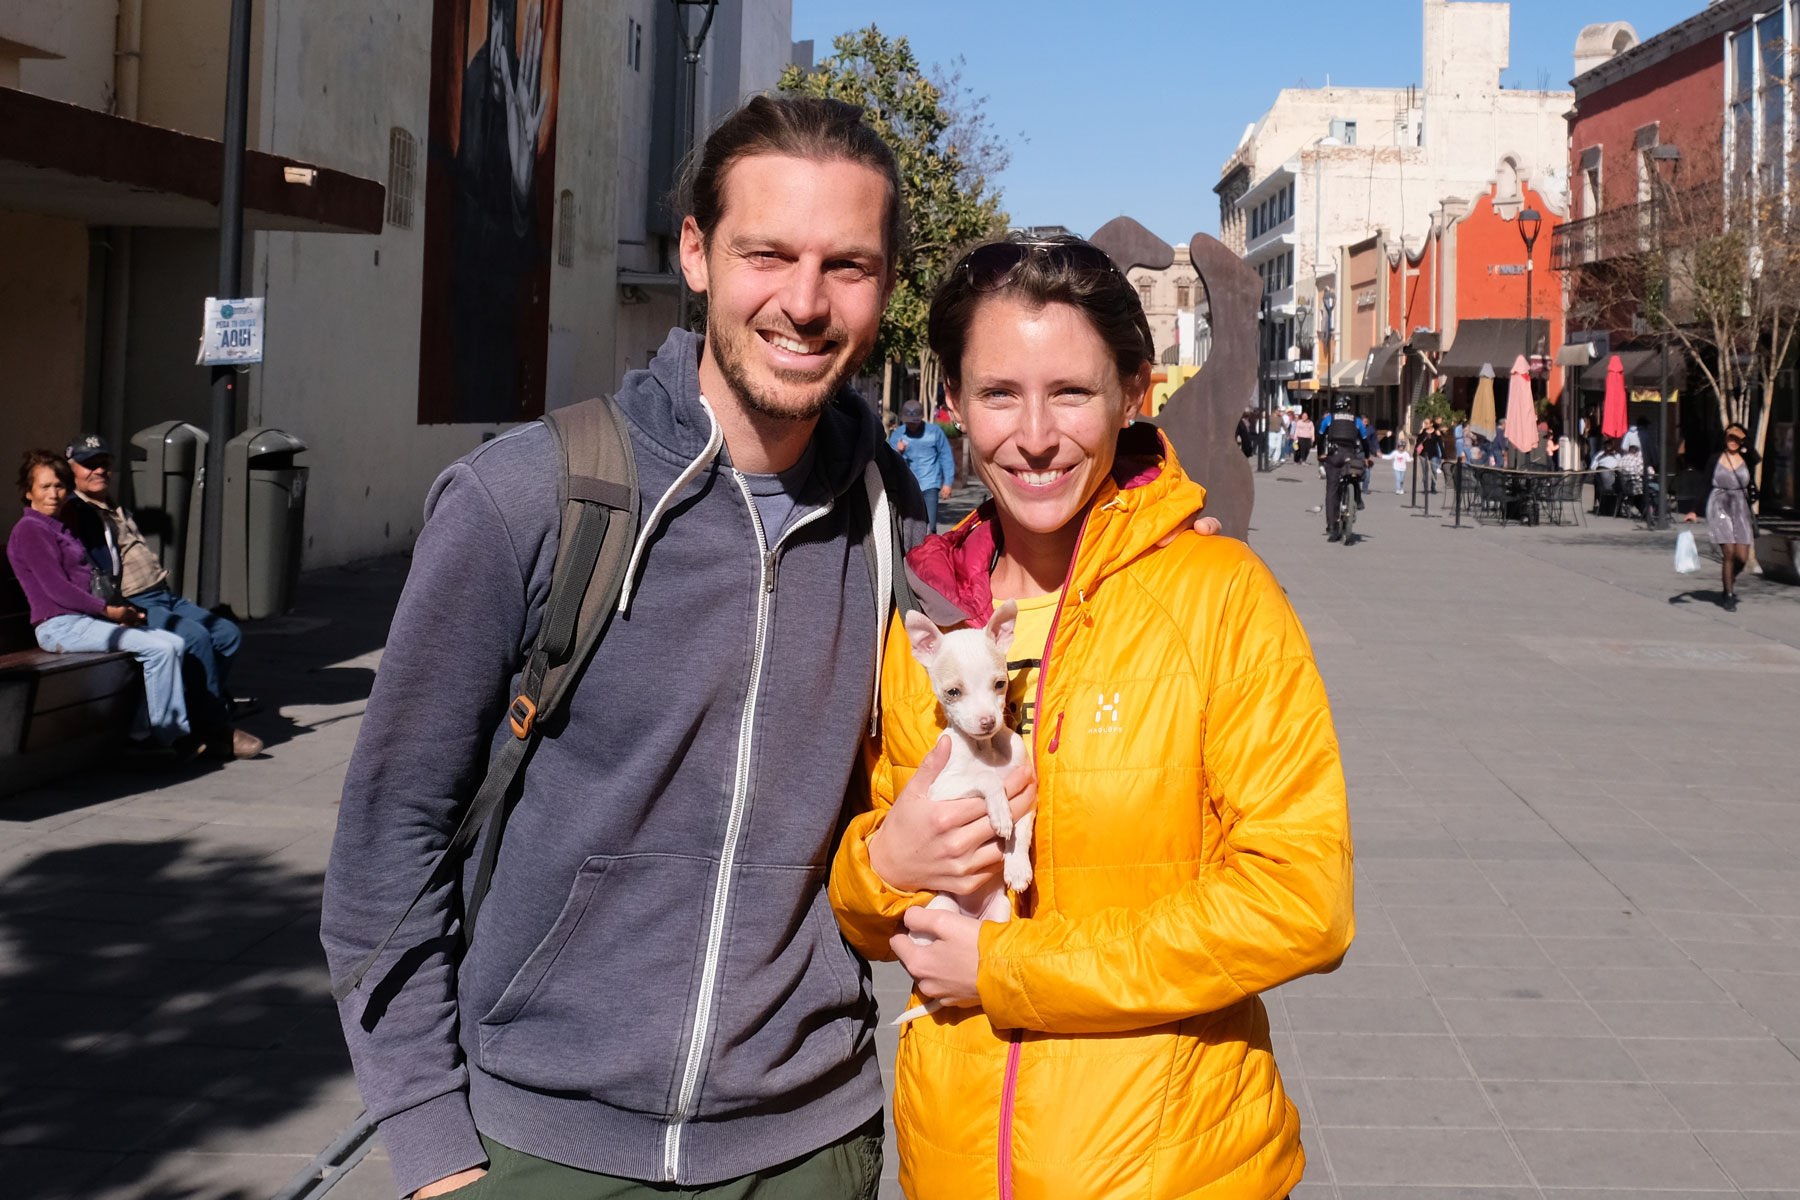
left=333, top=395, right=914, bottom=1007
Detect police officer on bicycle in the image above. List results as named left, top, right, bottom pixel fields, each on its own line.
left=1319, top=395, right=1376, bottom=541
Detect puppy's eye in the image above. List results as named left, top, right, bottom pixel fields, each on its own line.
left=993, top=679, right=1006, bottom=692
left=945, top=687, right=962, bottom=699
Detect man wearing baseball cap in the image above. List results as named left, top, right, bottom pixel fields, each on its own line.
left=887, top=401, right=956, bottom=531
left=64, top=435, right=262, bottom=759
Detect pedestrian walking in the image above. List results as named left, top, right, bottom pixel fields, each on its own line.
left=1294, top=412, right=1315, bottom=463
left=888, top=400, right=955, bottom=531
left=7, top=450, right=192, bottom=749
left=1706, top=423, right=1759, bottom=610
left=832, top=235, right=1353, bottom=1200
left=1388, top=439, right=1412, bottom=494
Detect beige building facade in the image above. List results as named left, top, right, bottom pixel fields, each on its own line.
left=1219, top=0, right=1571, bottom=399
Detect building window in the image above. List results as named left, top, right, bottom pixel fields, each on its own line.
left=557, top=190, right=576, bottom=267
left=386, top=127, right=417, bottom=229
left=1176, top=283, right=1191, bottom=308
left=1343, top=120, right=1357, bottom=145
left=1759, top=8, right=1785, bottom=194
left=1730, top=28, right=1755, bottom=194
left=1138, top=282, right=1154, bottom=307
left=628, top=17, right=643, bottom=70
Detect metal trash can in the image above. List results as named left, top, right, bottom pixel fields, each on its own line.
left=221, top=428, right=308, bottom=619
left=129, top=421, right=209, bottom=600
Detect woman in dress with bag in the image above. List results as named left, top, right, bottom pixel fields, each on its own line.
left=1706, top=423, right=1759, bottom=610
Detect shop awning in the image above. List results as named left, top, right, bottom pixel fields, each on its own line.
left=1439, top=318, right=1548, bottom=377
left=1366, top=342, right=1404, bottom=386
left=1579, top=348, right=1686, bottom=390
left=1332, top=357, right=1370, bottom=392
left=1409, top=330, right=1440, bottom=353
left=0, top=86, right=383, bottom=233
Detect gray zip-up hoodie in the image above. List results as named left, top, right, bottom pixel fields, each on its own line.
left=321, top=330, right=925, bottom=1196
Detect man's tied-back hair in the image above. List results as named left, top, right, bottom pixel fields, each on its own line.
left=679, top=94, right=905, bottom=263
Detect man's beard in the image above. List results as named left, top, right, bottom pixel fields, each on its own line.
left=712, top=321, right=869, bottom=423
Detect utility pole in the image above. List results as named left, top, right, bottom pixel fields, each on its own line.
left=199, top=0, right=252, bottom=611
left=673, top=0, right=719, bottom=332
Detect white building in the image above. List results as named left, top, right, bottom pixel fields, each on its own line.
left=1218, top=0, right=1571, bottom=408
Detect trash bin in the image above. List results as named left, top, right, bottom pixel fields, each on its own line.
left=220, top=428, right=308, bottom=619
left=129, top=421, right=209, bottom=600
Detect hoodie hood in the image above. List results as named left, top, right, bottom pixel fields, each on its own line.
left=906, top=422, right=1206, bottom=628
left=621, top=328, right=882, bottom=504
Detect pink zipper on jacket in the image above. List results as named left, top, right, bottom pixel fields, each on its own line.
left=997, top=505, right=1095, bottom=1200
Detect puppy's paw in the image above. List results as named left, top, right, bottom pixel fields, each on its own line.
left=986, top=796, right=1013, bottom=840
left=1003, top=853, right=1033, bottom=894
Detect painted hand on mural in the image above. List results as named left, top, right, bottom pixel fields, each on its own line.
left=490, top=0, right=549, bottom=206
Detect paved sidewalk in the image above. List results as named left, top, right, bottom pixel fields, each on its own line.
left=1, top=464, right=1796, bottom=1199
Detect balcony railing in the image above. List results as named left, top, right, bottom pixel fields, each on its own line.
left=1552, top=184, right=1718, bottom=271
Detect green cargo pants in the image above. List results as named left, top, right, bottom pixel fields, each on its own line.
left=442, top=1114, right=884, bottom=1200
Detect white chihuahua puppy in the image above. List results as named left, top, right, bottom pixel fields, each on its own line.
left=893, top=601, right=1033, bottom=1024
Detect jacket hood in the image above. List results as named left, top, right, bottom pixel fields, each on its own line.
left=906, top=422, right=1206, bottom=627
left=620, top=328, right=882, bottom=502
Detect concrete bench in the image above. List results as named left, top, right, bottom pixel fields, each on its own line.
left=0, top=562, right=140, bottom=797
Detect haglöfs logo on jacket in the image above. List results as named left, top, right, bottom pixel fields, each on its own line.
left=1090, top=692, right=1122, bottom=735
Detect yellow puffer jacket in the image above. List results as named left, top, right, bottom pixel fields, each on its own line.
left=831, top=431, right=1354, bottom=1200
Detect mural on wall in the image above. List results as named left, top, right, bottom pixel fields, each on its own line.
left=419, top=0, right=564, bottom=424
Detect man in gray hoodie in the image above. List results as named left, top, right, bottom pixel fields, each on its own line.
left=321, top=96, right=1041, bottom=1199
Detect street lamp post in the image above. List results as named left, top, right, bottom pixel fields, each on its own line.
left=1518, top=207, right=1543, bottom=442
left=1647, top=144, right=1682, bottom=529
left=1321, top=288, right=1336, bottom=414
left=1257, top=297, right=1272, bottom=472
left=673, top=0, right=719, bottom=331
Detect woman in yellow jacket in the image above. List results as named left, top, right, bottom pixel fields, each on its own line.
left=831, top=237, right=1355, bottom=1200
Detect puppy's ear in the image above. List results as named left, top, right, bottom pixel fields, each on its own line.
left=986, top=600, right=1017, bottom=656
left=903, top=611, right=943, bottom=662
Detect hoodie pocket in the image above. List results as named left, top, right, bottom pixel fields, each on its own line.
left=476, top=852, right=714, bottom=1115
left=695, top=867, right=872, bottom=1113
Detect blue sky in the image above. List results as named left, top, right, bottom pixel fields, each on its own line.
left=791, top=0, right=1707, bottom=244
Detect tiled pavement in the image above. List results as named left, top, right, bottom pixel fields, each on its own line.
left=2, top=465, right=1798, bottom=1199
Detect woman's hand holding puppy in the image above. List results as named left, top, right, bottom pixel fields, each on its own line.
left=868, top=733, right=1035, bottom=896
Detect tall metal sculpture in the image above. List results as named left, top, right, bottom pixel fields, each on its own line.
left=1089, top=219, right=1259, bottom=540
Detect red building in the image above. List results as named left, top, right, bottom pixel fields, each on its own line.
left=1554, top=0, right=1799, bottom=516
left=1338, top=179, right=1566, bottom=433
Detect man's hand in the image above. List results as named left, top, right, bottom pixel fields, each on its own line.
left=939, top=484, right=953, bottom=500
left=895, top=439, right=909, bottom=452
left=104, top=604, right=145, bottom=627
left=891, top=906, right=982, bottom=1008
left=414, top=1167, right=487, bottom=1198
left=1158, top=512, right=1222, bottom=548
left=867, top=736, right=1035, bottom=895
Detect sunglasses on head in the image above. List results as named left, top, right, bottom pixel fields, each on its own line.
left=955, top=239, right=1122, bottom=291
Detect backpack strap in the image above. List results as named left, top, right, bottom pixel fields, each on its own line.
left=860, top=446, right=919, bottom=738
left=332, top=397, right=639, bottom=1006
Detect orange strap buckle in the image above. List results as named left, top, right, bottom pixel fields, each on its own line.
left=508, top=695, right=538, bottom=739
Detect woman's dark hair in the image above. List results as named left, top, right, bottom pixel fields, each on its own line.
left=16, top=449, right=71, bottom=504
left=679, top=94, right=904, bottom=261
left=928, top=235, right=1155, bottom=389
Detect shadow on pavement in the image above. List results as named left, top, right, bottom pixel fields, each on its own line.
left=0, top=837, right=347, bottom=1200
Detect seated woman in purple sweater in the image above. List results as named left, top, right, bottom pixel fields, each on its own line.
left=6, top=450, right=190, bottom=746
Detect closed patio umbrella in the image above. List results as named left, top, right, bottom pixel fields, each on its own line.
left=1601, top=354, right=1629, bottom=439
left=1504, top=354, right=1537, bottom=460
left=1468, top=363, right=1498, bottom=439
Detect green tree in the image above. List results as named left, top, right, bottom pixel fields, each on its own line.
left=779, top=26, right=1009, bottom=379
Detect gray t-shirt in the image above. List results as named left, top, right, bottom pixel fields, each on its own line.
left=740, top=439, right=817, bottom=544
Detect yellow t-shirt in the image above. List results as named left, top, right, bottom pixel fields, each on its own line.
left=998, top=592, right=1057, bottom=739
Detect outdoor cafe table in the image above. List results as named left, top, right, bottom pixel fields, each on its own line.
left=1457, top=464, right=1603, bottom=527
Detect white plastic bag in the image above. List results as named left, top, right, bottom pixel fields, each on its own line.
left=1674, top=529, right=1701, bottom=574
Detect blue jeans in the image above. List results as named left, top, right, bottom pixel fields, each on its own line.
left=921, top=487, right=940, bottom=533
left=129, top=587, right=240, bottom=732
left=35, top=614, right=191, bottom=744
